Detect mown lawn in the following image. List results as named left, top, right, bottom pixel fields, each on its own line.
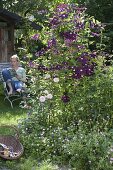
left=0, top=94, right=27, bottom=169
left=0, top=94, right=27, bottom=125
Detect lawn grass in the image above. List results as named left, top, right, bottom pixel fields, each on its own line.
left=0, top=94, right=27, bottom=125
left=0, top=94, right=27, bottom=168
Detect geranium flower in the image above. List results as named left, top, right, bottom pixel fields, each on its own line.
left=35, top=48, right=47, bottom=57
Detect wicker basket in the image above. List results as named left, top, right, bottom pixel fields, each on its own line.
left=0, top=125, right=24, bottom=160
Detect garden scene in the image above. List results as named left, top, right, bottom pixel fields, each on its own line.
left=1, top=0, right=113, bottom=169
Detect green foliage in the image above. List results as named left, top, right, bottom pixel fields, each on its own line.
left=16, top=2, right=113, bottom=169
left=66, top=126, right=113, bottom=170
left=38, top=160, right=58, bottom=170
left=82, top=0, right=113, bottom=53
left=19, top=66, right=113, bottom=169
left=19, top=157, right=37, bottom=170
left=0, top=158, right=57, bottom=170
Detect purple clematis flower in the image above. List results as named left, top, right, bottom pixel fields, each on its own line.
left=56, top=3, right=69, bottom=13
left=59, top=13, right=68, bottom=19
left=83, top=65, right=94, bottom=76
left=50, top=17, right=60, bottom=26
left=47, top=38, right=57, bottom=48
left=61, top=31, right=77, bottom=41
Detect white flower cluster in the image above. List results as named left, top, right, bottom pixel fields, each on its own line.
left=39, top=90, right=53, bottom=102
left=39, top=75, right=59, bottom=102
left=44, top=74, right=60, bottom=83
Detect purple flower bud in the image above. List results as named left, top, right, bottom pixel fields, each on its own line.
left=31, top=34, right=39, bottom=40
left=61, top=94, right=70, bottom=103
left=89, top=20, right=95, bottom=29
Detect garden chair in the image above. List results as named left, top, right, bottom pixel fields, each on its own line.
left=1, top=69, right=31, bottom=108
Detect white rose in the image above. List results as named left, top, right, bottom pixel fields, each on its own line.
left=46, top=94, right=53, bottom=99
left=53, top=77, right=59, bottom=82
left=39, top=96, right=46, bottom=102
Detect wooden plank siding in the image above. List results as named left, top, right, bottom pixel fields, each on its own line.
left=0, top=26, right=14, bottom=63
left=0, top=8, right=42, bottom=64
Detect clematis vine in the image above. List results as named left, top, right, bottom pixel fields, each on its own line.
left=27, top=3, right=105, bottom=104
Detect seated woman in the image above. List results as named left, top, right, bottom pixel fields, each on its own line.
left=2, top=54, right=26, bottom=95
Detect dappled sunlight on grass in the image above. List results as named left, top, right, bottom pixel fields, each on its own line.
left=0, top=112, right=26, bottom=125
left=0, top=95, right=27, bottom=125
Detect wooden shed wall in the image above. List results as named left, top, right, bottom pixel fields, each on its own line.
left=0, top=25, right=14, bottom=63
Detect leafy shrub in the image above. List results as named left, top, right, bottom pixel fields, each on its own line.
left=65, top=126, right=113, bottom=170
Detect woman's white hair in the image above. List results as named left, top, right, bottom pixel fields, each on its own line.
left=10, top=54, right=19, bottom=61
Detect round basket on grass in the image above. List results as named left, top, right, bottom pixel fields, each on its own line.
left=0, top=125, right=24, bottom=160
